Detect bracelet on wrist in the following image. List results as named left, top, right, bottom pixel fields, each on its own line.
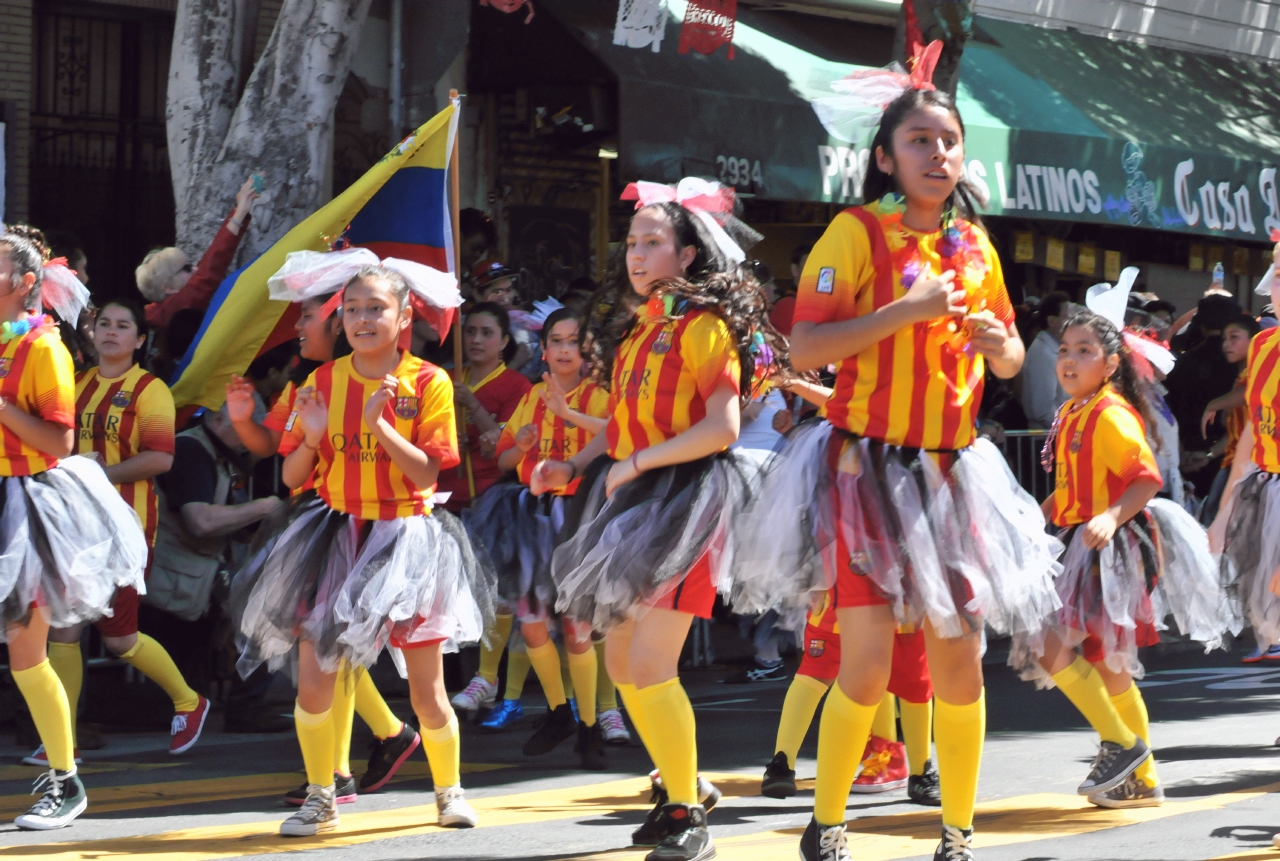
left=630, top=451, right=644, bottom=475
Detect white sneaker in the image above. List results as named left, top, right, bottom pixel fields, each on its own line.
left=279, top=784, right=338, bottom=837
left=435, top=783, right=478, bottom=827
left=14, top=768, right=87, bottom=830
left=598, top=708, right=631, bottom=745
left=450, top=676, right=497, bottom=713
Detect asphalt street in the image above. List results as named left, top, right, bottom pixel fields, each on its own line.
left=1, top=639, right=1279, bottom=861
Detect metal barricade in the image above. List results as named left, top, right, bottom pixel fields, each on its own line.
left=994, top=430, right=1053, bottom=503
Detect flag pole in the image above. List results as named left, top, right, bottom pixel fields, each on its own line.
left=448, top=90, right=476, bottom=500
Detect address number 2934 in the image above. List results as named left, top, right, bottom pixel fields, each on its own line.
left=716, top=156, right=764, bottom=190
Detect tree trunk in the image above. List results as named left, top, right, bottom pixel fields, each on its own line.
left=168, top=0, right=372, bottom=259
left=896, top=0, right=974, bottom=96
left=167, top=0, right=262, bottom=253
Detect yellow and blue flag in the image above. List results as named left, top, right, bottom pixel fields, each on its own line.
left=170, top=101, right=460, bottom=410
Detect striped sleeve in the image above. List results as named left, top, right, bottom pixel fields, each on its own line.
left=793, top=212, right=873, bottom=326
left=134, top=378, right=176, bottom=455
left=682, top=312, right=741, bottom=399
left=497, top=388, right=538, bottom=455
left=1097, top=406, right=1162, bottom=488
left=29, top=335, right=76, bottom=428
left=414, top=367, right=459, bottom=468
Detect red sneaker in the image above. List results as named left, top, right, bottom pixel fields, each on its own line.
left=21, top=744, right=81, bottom=766
left=850, top=736, right=908, bottom=793
left=170, top=695, right=210, bottom=754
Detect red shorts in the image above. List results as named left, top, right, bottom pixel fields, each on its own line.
left=1080, top=624, right=1161, bottom=665
left=644, top=551, right=716, bottom=619
left=797, top=625, right=933, bottom=703
left=94, top=549, right=153, bottom=638
left=390, top=634, right=447, bottom=650
left=798, top=622, right=840, bottom=679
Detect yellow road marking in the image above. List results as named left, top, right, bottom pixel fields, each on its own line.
left=0, top=762, right=510, bottom=818
left=571, top=782, right=1280, bottom=860
left=0, top=762, right=186, bottom=781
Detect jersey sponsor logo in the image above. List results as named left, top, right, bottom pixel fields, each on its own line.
left=1256, top=405, right=1278, bottom=439
left=619, top=368, right=652, bottom=401
left=331, top=431, right=391, bottom=463
left=394, top=396, right=419, bottom=419
left=816, top=267, right=836, bottom=294
left=808, top=638, right=826, bottom=658
left=111, top=390, right=132, bottom=408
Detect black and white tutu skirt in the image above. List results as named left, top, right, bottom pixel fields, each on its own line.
left=1011, top=499, right=1239, bottom=685
left=550, top=450, right=757, bottom=631
left=0, top=455, right=148, bottom=632
left=462, top=481, right=565, bottom=621
left=1221, top=469, right=1280, bottom=649
left=231, top=493, right=497, bottom=677
left=725, top=421, right=1063, bottom=639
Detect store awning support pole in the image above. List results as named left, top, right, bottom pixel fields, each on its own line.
left=389, top=0, right=404, bottom=139
left=597, top=155, right=610, bottom=281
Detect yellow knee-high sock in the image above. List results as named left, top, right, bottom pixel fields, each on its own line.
left=354, top=671, right=403, bottom=739
left=871, top=691, right=898, bottom=742
left=634, top=678, right=698, bottom=805
left=294, top=704, right=335, bottom=787
left=899, top=698, right=933, bottom=776
left=1111, top=684, right=1159, bottom=786
left=1050, top=658, right=1137, bottom=747
left=596, top=642, right=617, bottom=712
left=13, top=661, right=74, bottom=772
left=47, top=642, right=83, bottom=746
left=616, top=682, right=654, bottom=750
left=934, top=692, right=985, bottom=831
left=330, top=667, right=357, bottom=777
left=775, top=674, right=828, bottom=768
left=504, top=649, right=532, bottom=701
left=567, top=648, right=598, bottom=726
left=478, top=614, right=514, bottom=685
left=526, top=641, right=567, bottom=709
left=813, top=684, right=878, bottom=826
left=120, top=634, right=200, bottom=713
left=421, top=712, right=461, bottom=788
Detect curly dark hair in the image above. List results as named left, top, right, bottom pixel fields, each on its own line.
left=1060, top=310, right=1161, bottom=447
left=585, top=202, right=789, bottom=405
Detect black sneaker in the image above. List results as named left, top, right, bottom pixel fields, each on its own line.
left=723, top=661, right=788, bottom=684
left=645, top=803, right=714, bottom=861
left=522, top=703, right=578, bottom=757
left=908, top=760, right=942, bottom=807
left=576, top=720, right=608, bottom=771
left=761, top=751, right=797, bottom=799
left=933, top=825, right=974, bottom=861
left=286, top=771, right=357, bottom=805
left=360, top=722, right=420, bottom=793
left=14, top=768, right=88, bottom=830
left=798, top=817, right=851, bottom=861
left=1077, top=738, right=1150, bottom=796
left=632, top=783, right=671, bottom=847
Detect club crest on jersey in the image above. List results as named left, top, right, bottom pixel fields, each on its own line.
left=1070, top=430, right=1083, bottom=453
left=394, top=397, right=419, bottom=419
left=817, top=267, right=836, bottom=294
left=808, top=638, right=826, bottom=658
left=111, top=390, right=132, bottom=408
left=652, top=328, right=673, bottom=355
left=0, top=358, right=11, bottom=378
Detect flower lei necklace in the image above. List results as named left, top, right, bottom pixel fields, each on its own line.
left=0, top=312, right=54, bottom=344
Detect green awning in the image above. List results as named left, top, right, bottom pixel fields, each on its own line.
left=543, top=2, right=1280, bottom=240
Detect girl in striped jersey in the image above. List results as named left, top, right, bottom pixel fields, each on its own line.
left=534, top=191, right=785, bottom=861
left=463, top=308, right=612, bottom=770
left=229, top=266, right=493, bottom=838
left=0, top=234, right=148, bottom=830
left=1014, top=310, right=1233, bottom=810
left=226, top=291, right=420, bottom=804
left=44, top=299, right=208, bottom=766
left=733, top=86, right=1064, bottom=861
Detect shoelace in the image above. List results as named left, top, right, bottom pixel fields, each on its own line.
left=599, top=711, right=626, bottom=734
left=171, top=714, right=188, bottom=735
left=297, top=786, right=333, bottom=818
left=818, top=824, right=850, bottom=861
left=28, top=770, right=64, bottom=815
left=859, top=748, right=893, bottom=778
left=438, top=785, right=465, bottom=807
left=1089, top=743, right=1120, bottom=777
left=941, top=825, right=973, bottom=860
left=459, top=678, right=490, bottom=702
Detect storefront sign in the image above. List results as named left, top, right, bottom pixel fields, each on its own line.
left=1077, top=243, right=1096, bottom=276
left=1014, top=231, right=1034, bottom=263
left=1045, top=238, right=1064, bottom=271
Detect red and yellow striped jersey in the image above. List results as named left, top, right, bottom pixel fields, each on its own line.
left=793, top=202, right=1014, bottom=450
left=75, top=365, right=175, bottom=546
left=496, top=379, right=610, bottom=495
left=281, top=353, right=458, bottom=519
left=1247, top=328, right=1280, bottom=472
left=1222, top=368, right=1248, bottom=470
left=264, top=380, right=297, bottom=435
left=0, top=328, right=76, bottom=477
left=1050, top=386, right=1162, bottom=527
left=605, top=308, right=740, bottom=460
